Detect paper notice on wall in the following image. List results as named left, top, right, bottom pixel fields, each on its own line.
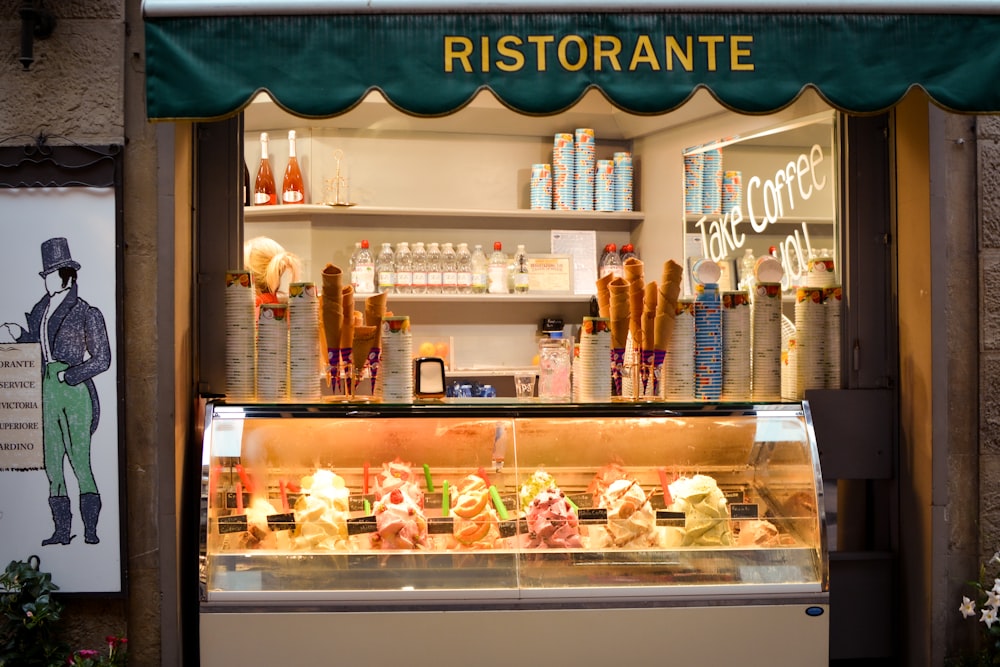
left=551, top=230, right=597, bottom=295
left=0, top=343, right=43, bottom=471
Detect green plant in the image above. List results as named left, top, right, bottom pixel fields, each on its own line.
left=0, top=555, right=69, bottom=667
left=67, top=636, right=127, bottom=667
left=954, top=551, right=1000, bottom=666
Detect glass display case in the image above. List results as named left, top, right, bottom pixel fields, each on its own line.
left=197, top=400, right=829, bottom=666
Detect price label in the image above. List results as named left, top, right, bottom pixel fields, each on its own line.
left=266, top=513, right=296, bottom=532
left=577, top=508, right=608, bottom=524
left=656, top=510, right=687, bottom=527
left=499, top=518, right=525, bottom=538
left=347, top=515, right=377, bottom=536
left=217, top=514, right=248, bottom=534
left=427, top=517, right=454, bottom=535
left=729, top=503, right=759, bottom=519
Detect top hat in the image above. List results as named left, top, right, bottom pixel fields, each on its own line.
left=39, top=237, right=81, bottom=277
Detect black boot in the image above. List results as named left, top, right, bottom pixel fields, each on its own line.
left=41, top=496, right=74, bottom=546
left=80, top=493, right=102, bottom=545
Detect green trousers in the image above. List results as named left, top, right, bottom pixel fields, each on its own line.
left=42, top=361, right=97, bottom=496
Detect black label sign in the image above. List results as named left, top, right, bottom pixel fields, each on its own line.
left=724, top=489, right=745, bottom=505
left=656, top=510, right=687, bottom=527
left=266, top=512, right=296, bottom=532
left=224, top=491, right=250, bottom=510
left=349, top=494, right=376, bottom=512
left=347, top=515, right=378, bottom=536
left=427, top=516, right=454, bottom=535
left=217, top=514, right=248, bottom=534
left=729, top=503, right=759, bottom=519
left=577, top=508, right=608, bottom=524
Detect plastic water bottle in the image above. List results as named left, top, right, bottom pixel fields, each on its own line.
left=441, top=242, right=458, bottom=293
left=620, top=243, right=638, bottom=264
left=599, top=242, right=623, bottom=280
left=411, top=241, right=428, bottom=294
left=349, top=241, right=361, bottom=291
left=426, top=242, right=443, bottom=294
left=513, top=244, right=530, bottom=293
left=456, top=242, right=473, bottom=294
left=488, top=241, right=509, bottom=294
left=354, top=239, right=376, bottom=294
left=394, top=242, right=412, bottom=294
left=471, top=244, right=488, bottom=294
left=376, top=242, right=395, bottom=294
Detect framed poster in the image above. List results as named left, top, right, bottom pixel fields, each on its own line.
left=0, top=141, right=123, bottom=593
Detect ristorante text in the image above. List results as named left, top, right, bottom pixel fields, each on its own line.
left=444, top=34, right=754, bottom=73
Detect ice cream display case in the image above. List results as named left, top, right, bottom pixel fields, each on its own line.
left=197, top=400, right=829, bottom=666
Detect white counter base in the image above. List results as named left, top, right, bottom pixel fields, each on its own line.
left=200, top=603, right=829, bottom=666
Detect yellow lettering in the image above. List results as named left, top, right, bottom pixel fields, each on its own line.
left=528, top=35, right=554, bottom=71
left=444, top=36, right=474, bottom=73
left=496, top=35, right=524, bottom=72
left=698, top=35, right=724, bottom=71
left=558, top=35, right=588, bottom=71
left=628, top=35, right=660, bottom=71
left=730, top=35, right=754, bottom=71
left=593, top=35, right=622, bottom=71
left=665, top=36, right=693, bottom=71
left=481, top=36, right=490, bottom=72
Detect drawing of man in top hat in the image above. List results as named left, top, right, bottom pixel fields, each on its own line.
left=0, top=237, right=111, bottom=545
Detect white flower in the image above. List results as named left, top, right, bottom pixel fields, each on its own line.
left=992, top=578, right=1000, bottom=595
left=961, top=596, right=977, bottom=618
left=988, top=591, right=1000, bottom=609
left=991, top=551, right=1000, bottom=566
left=982, top=606, right=998, bottom=628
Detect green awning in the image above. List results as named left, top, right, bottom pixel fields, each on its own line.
left=143, top=10, right=1000, bottom=120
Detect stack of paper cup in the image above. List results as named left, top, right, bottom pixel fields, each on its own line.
left=694, top=283, right=723, bottom=400
left=751, top=282, right=783, bottom=401
left=794, top=287, right=827, bottom=399
left=722, top=170, right=742, bottom=215
left=702, top=149, right=723, bottom=215
left=663, top=299, right=696, bottom=401
left=225, top=270, right=256, bottom=401
left=574, top=128, right=595, bottom=211
left=288, top=282, right=321, bottom=401
left=376, top=316, right=414, bottom=403
left=614, top=151, right=633, bottom=212
left=530, top=163, right=552, bottom=210
left=575, top=316, right=612, bottom=402
left=257, top=303, right=289, bottom=402
left=553, top=133, right=575, bottom=210
left=806, top=256, right=836, bottom=288
left=684, top=153, right=704, bottom=216
left=721, top=291, right=751, bottom=401
left=825, top=286, right=842, bottom=388
left=596, top=159, right=615, bottom=211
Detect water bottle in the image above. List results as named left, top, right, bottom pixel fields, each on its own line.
left=456, top=242, right=473, bottom=294
left=488, top=241, right=509, bottom=294
left=620, top=243, right=638, bottom=264
left=441, top=242, right=458, bottom=294
left=599, top=242, right=623, bottom=280
left=394, top=242, right=412, bottom=294
left=376, top=242, right=396, bottom=294
left=348, top=241, right=361, bottom=291
left=513, top=244, right=530, bottom=293
left=411, top=241, right=428, bottom=294
left=354, top=239, right=376, bottom=294
left=471, top=244, right=488, bottom=294
left=426, top=242, right=443, bottom=294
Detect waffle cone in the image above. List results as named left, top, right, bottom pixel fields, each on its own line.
left=653, top=312, right=676, bottom=352
left=352, top=326, right=379, bottom=370
left=609, top=277, right=631, bottom=349
left=364, top=292, right=389, bottom=347
left=321, top=264, right=344, bottom=353
left=596, top=273, right=614, bottom=318
left=643, top=282, right=658, bottom=350
left=340, top=286, right=355, bottom=349
left=623, top=257, right=644, bottom=284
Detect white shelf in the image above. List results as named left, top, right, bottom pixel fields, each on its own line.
left=245, top=204, right=642, bottom=231
left=684, top=214, right=833, bottom=226
left=380, top=292, right=593, bottom=303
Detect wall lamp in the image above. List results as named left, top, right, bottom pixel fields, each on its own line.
left=19, top=0, right=56, bottom=71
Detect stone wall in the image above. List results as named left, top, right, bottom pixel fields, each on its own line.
left=0, top=0, right=165, bottom=664
left=980, top=116, right=1000, bottom=570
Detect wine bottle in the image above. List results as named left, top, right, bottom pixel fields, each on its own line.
left=254, top=132, right=277, bottom=206
left=281, top=130, right=306, bottom=204
left=243, top=159, right=251, bottom=207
